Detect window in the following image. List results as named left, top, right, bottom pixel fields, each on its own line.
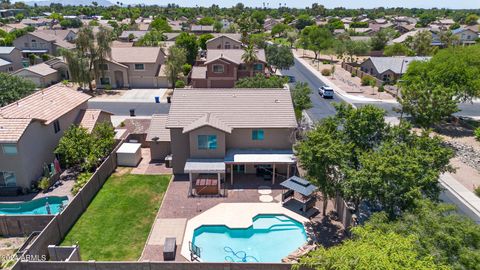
left=253, top=63, right=263, bottom=71
left=212, top=64, right=224, bottom=73
left=0, top=171, right=16, bottom=187
left=99, top=63, right=109, bottom=70
left=100, top=77, right=110, bottom=85
left=238, top=64, right=247, bottom=71
left=134, top=63, right=145, bottom=70
left=224, top=42, right=230, bottom=49
left=198, top=135, right=217, bottom=150
left=53, top=120, right=61, bottom=134
left=2, top=144, right=17, bottom=155
left=252, top=129, right=264, bottom=140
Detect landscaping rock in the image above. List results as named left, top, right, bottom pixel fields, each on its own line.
left=443, top=141, right=480, bottom=172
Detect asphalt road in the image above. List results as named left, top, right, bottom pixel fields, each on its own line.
left=282, top=58, right=480, bottom=121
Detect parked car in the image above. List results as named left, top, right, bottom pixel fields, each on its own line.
left=318, top=86, right=334, bottom=98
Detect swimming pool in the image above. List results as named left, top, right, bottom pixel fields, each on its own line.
left=0, top=196, right=68, bottom=215
left=192, top=214, right=307, bottom=262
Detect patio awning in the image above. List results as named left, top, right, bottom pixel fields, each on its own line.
left=184, top=158, right=225, bottom=173
left=224, top=149, right=296, bottom=164
left=280, top=176, right=317, bottom=197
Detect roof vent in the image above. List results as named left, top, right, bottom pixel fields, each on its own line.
left=274, top=99, right=279, bottom=103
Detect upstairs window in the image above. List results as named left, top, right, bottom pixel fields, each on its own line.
left=252, top=130, right=264, bottom=141
left=2, top=144, right=17, bottom=155
left=134, top=63, right=145, bottom=70
left=212, top=64, right=224, bottom=73
left=53, top=120, right=61, bottom=134
left=99, top=63, right=109, bottom=70
left=198, top=135, right=217, bottom=150
left=253, top=63, right=263, bottom=71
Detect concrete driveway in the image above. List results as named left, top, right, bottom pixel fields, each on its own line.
left=120, top=89, right=169, bottom=102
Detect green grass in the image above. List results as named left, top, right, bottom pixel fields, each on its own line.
left=61, top=172, right=171, bottom=261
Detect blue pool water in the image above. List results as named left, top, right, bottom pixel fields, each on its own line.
left=0, top=196, right=68, bottom=215
left=192, top=214, right=307, bottom=262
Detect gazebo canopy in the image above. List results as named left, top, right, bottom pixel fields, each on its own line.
left=280, top=176, right=317, bottom=197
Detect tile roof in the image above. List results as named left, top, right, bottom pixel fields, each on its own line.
left=110, top=47, right=163, bottom=63
left=207, top=34, right=242, bottom=43
left=367, top=56, right=432, bottom=74
left=146, top=114, right=171, bottom=142
left=15, top=63, right=57, bottom=76
left=205, top=49, right=266, bottom=65
left=191, top=25, right=214, bottom=32
left=190, top=66, right=207, bottom=79
left=0, top=118, right=31, bottom=143
left=166, top=88, right=297, bottom=131
left=76, top=109, right=112, bottom=133
left=0, top=84, right=90, bottom=125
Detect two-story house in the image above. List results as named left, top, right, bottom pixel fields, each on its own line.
left=451, top=28, right=478, bottom=45
left=13, top=29, right=76, bottom=57
left=190, top=49, right=268, bottom=88
left=166, top=88, right=297, bottom=195
left=0, top=84, right=92, bottom=192
left=205, top=34, right=243, bottom=50
left=0, top=47, right=23, bottom=72
left=95, top=47, right=167, bottom=89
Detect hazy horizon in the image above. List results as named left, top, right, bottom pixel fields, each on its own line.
left=16, top=0, right=480, bottom=9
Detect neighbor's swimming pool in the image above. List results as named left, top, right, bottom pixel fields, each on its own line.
left=0, top=196, right=68, bottom=215
left=192, top=214, right=307, bottom=262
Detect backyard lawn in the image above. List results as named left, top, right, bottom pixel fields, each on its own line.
left=61, top=171, right=171, bottom=261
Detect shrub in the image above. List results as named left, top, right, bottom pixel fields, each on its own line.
left=361, top=75, right=376, bottom=86
left=235, top=74, right=287, bottom=88
left=38, top=177, right=50, bottom=191
left=105, top=84, right=112, bottom=90
left=41, top=54, right=50, bottom=61
left=351, top=73, right=356, bottom=77
left=72, top=172, right=93, bottom=195
left=182, top=64, right=192, bottom=76
left=175, top=80, right=185, bottom=88
left=474, top=127, right=480, bottom=141
left=475, top=186, right=480, bottom=197
left=321, top=68, right=331, bottom=76
left=378, top=85, right=385, bottom=92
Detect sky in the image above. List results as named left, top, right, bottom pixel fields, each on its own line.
left=112, top=0, right=479, bottom=9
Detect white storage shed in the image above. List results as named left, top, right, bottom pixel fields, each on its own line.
left=116, top=143, right=142, bottom=167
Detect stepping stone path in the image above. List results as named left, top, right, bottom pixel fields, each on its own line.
left=259, top=195, right=274, bottom=202
left=258, top=186, right=272, bottom=195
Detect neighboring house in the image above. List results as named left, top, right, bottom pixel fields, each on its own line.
left=146, top=114, right=171, bottom=161
left=96, top=46, right=167, bottom=89
left=206, top=34, right=242, bottom=50
left=395, top=23, right=415, bottom=34
left=118, top=30, right=148, bottom=42
left=264, top=17, right=282, bottom=31
left=452, top=28, right=478, bottom=45
left=75, top=109, right=113, bottom=133
left=0, top=22, right=28, bottom=33
left=0, top=84, right=92, bottom=191
left=166, top=88, right=297, bottom=193
left=21, top=17, right=53, bottom=27
left=360, top=56, right=431, bottom=82
left=190, top=25, right=214, bottom=34
left=0, top=47, right=23, bottom=72
left=12, top=58, right=69, bottom=87
left=13, top=29, right=76, bottom=57
left=432, top=18, right=455, bottom=30
left=190, top=49, right=267, bottom=88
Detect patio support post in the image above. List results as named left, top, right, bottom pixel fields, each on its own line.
left=189, top=173, right=193, bottom=196
left=230, top=164, right=233, bottom=185
left=217, top=173, right=221, bottom=194
left=272, top=163, right=276, bottom=185
left=287, top=164, right=290, bottom=178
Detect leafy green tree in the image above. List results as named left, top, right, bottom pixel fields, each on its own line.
left=294, top=14, right=314, bottom=30
left=150, top=17, right=172, bottom=32
left=248, top=33, right=268, bottom=49
left=91, top=122, right=115, bottom=158
left=383, top=43, right=414, bottom=56
left=295, top=117, right=350, bottom=215
left=175, top=32, right=198, bottom=65
left=135, top=29, right=166, bottom=46
left=55, top=126, right=93, bottom=169
left=285, top=30, right=298, bottom=48
left=335, top=39, right=370, bottom=62
left=291, top=82, right=312, bottom=119
left=366, top=200, right=480, bottom=270
left=197, top=33, right=214, bottom=50
left=370, top=28, right=396, bottom=51
left=234, top=74, right=287, bottom=88
left=299, top=26, right=334, bottom=60
left=465, top=14, right=479, bottom=25
left=0, top=73, right=36, bottom=106
left=62, top=26, right=112, bottom=91
left=270, top=23, right=289, bottom=37
left=295, top=226, right=445, bottom=270
left=411, top=30, right=436, bottom=56
left=164, top=46, right=187, bottom=90
left=198, top=16, right=215, bottom=25
left=438, top=30, right=459, bottom=48
left=213, top=21, right=223, bottom=32
left=265, top=44, right=294, bottom=72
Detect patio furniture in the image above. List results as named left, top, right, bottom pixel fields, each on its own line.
left=163, top=237, right=176, bottom=261
left=195, top=177, right=219, bottom=195
left=189, top=241, right=201, bottom=261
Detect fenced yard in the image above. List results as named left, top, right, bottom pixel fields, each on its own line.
left=61, top=170, right=171, bottom=261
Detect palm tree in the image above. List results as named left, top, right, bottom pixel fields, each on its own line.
left=241, top=44, right=258, bottom=77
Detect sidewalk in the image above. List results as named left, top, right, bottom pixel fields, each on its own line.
left=439, top=173, right=480, bottom=224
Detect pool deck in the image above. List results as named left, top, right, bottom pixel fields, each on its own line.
left=180, top=202, right=309, bottom=262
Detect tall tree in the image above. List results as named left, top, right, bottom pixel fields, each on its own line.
left=175, top=32, right=198, bottom=65
left=291, top=82, right=313, bottom=120
left=299, top=26, right=334, bottom=60
left=164, top=46, right=187, bottom=90
left=0, top=73, right=35, bottom=106
left=265, top=44, right=294, bottom=72
left=411, top=30, right=436, bottom=56
left=241, top=44, right=259, bottom=77
left=62, top=26, right=112, bottom=91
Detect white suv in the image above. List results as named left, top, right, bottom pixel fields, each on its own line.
left=319, top=86, right=334, bottom=98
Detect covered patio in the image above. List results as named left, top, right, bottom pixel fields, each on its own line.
left=224, top=149, right=296, bottom=185
left=184, top=159, right=225, bottom=196
left=280, top=176, right=319, bottom=218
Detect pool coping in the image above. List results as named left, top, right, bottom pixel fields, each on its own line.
left=180, top=202, right=309, bottom=262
